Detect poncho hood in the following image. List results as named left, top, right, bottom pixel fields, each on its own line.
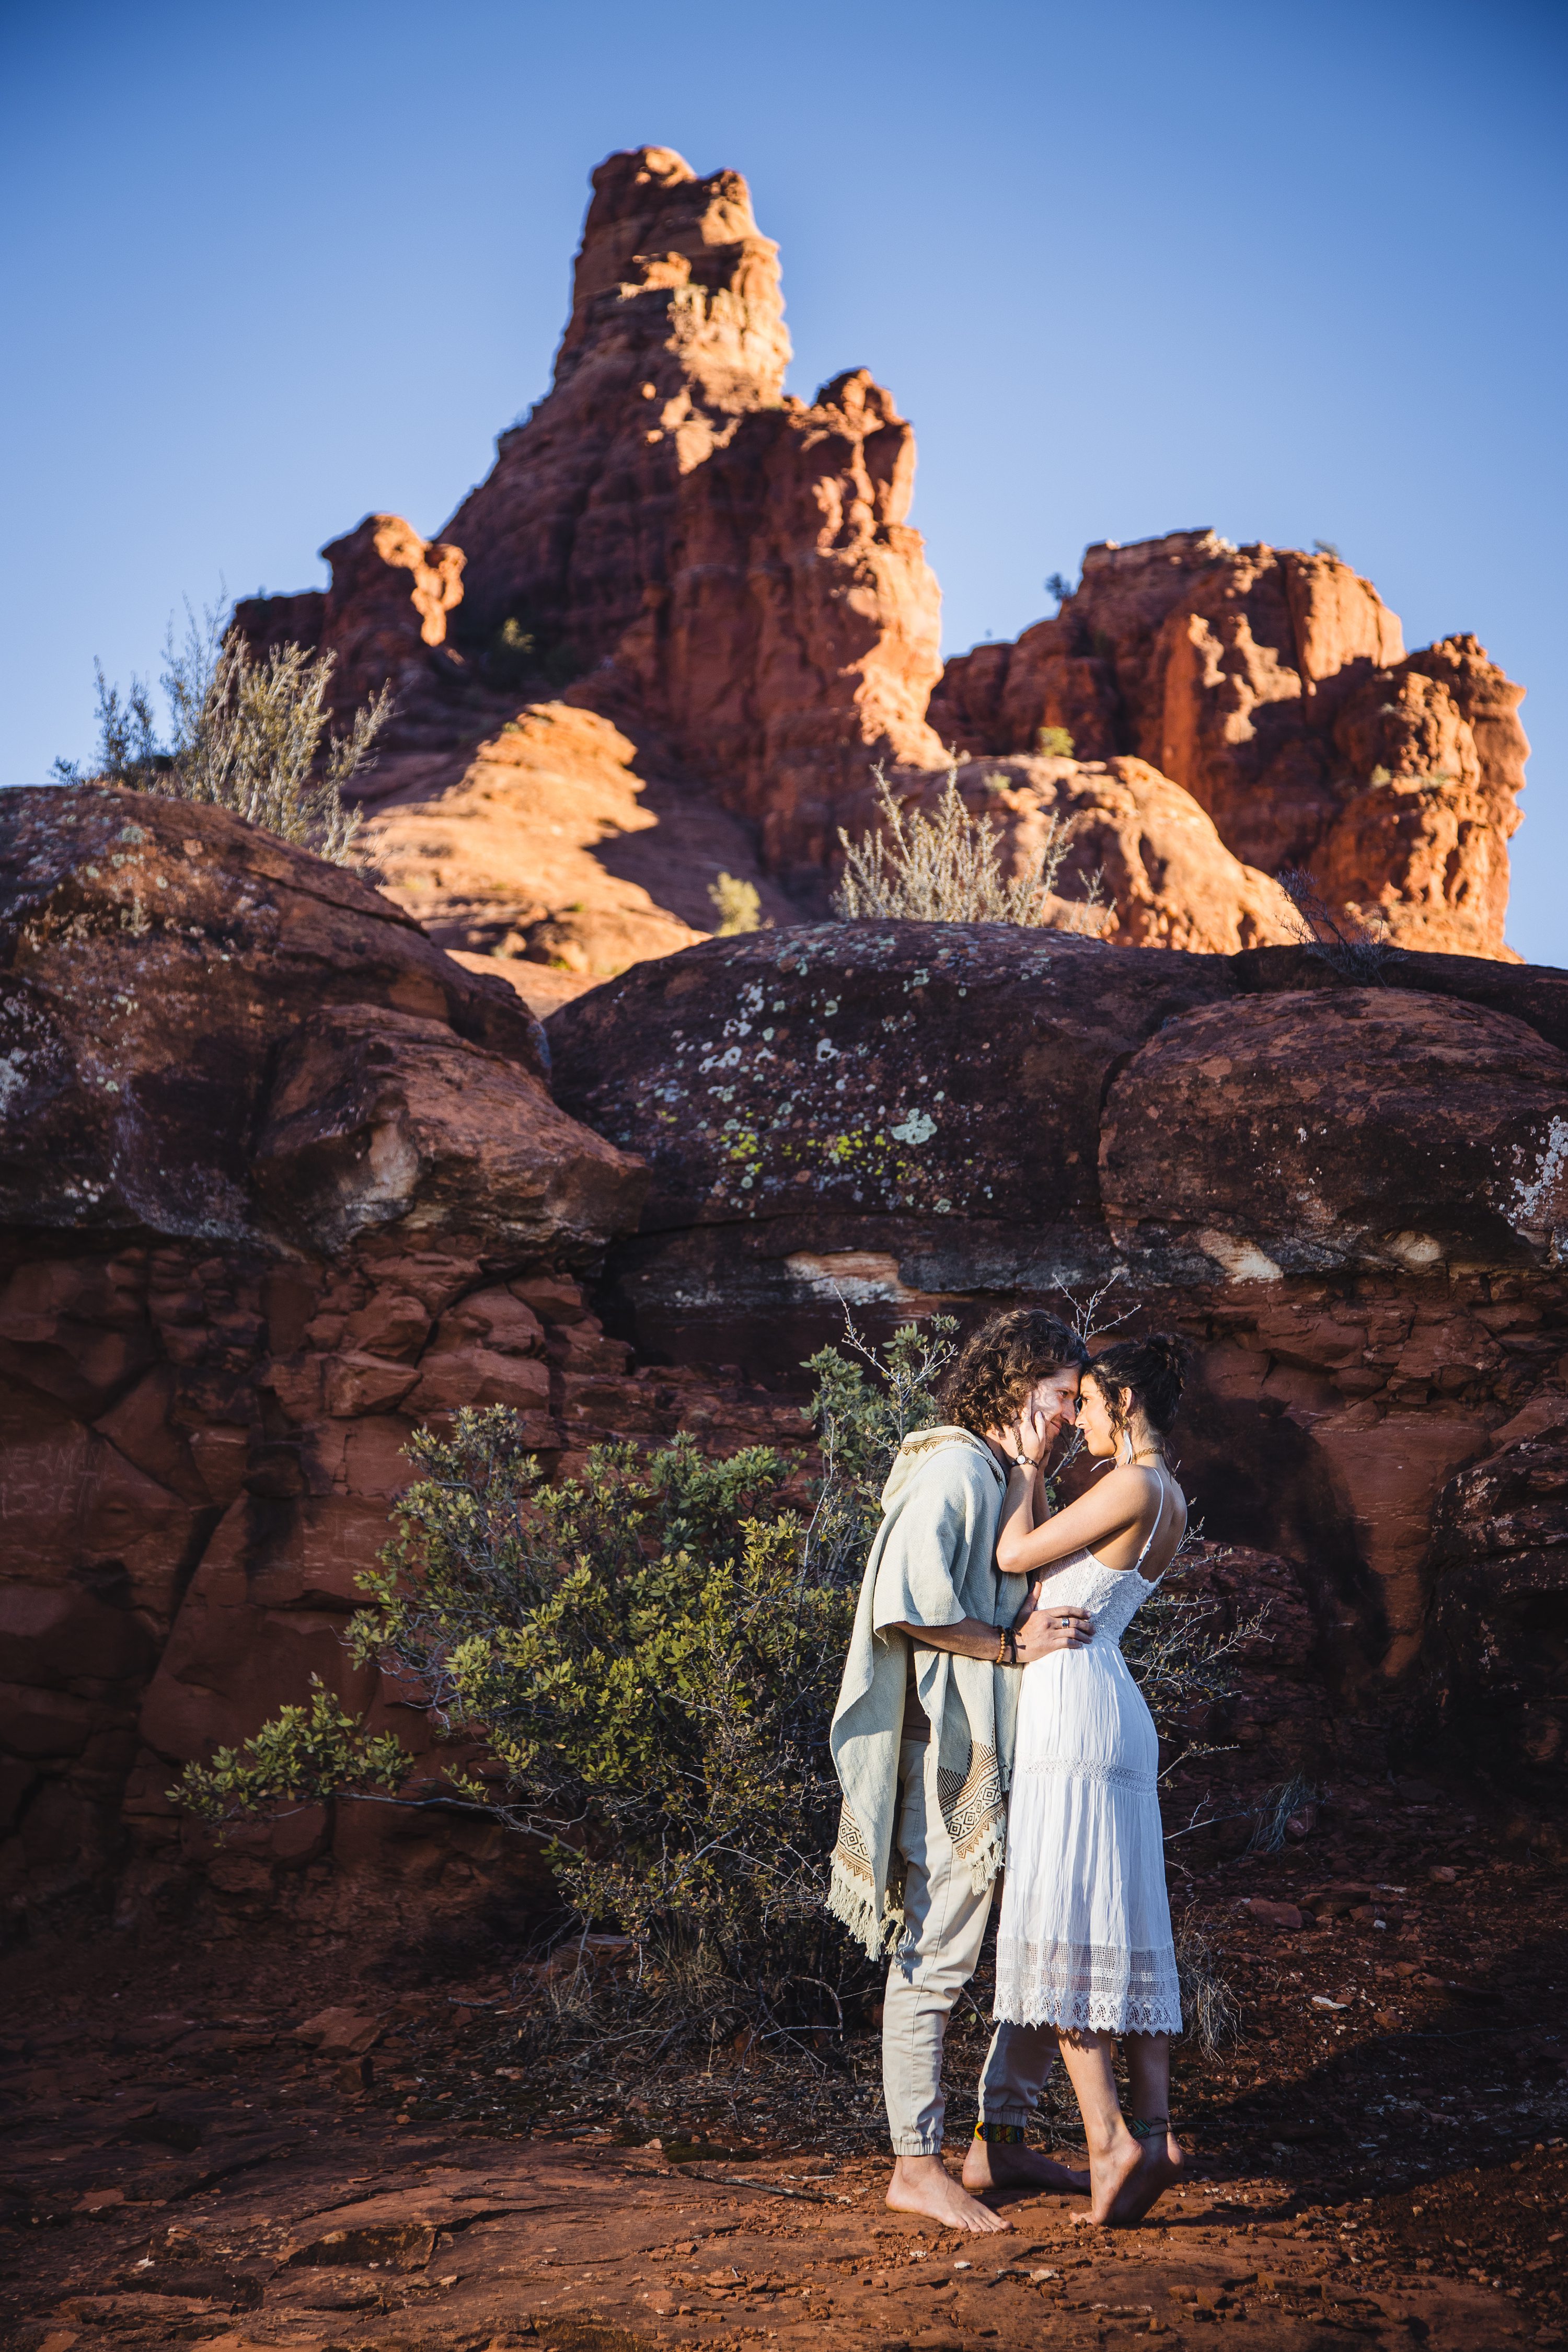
left=879, top=1424, right=1001, bottom=1514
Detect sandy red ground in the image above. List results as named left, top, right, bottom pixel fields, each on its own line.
left=4, top=1777, right=1565, bottom=2352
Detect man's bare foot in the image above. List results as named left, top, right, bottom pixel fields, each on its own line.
left=1107, top=2126, right=1185, bottom=2226
left=1085, top=2129, right=1145, bottom=2225
left=961, top=2137, right=1090, bottom=2197
left=886, top=2153, right=1011, bottom=2233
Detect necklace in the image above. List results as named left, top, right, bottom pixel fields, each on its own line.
left=1125, top=1448, right=1166, bottom=1467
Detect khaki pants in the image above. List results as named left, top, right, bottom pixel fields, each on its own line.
left=882, top=1738, right=1057, bottom=2156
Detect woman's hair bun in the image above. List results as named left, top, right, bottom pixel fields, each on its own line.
left=1087, top=1331, right=1191, bottom=1435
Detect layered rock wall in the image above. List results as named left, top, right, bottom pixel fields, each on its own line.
left=928, top=531, right=1528, bottom=959
left=0, top=790, right=803, bottom=1932
left=548, top=926, right=1568, bottom=1735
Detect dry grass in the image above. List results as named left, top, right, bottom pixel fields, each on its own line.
left=55, top=602, right=389, bottom=866
left=1277, top=865, right=1396, bottom=983
left=1174, top=1913, right=1242, bottom=2057
left=708, top=871, right=763, bottom=934
left=833, top=762, right=1073, bottom=924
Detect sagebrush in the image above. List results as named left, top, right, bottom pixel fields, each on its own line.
left=54, top=603, right=389, bottom=865
left=1277, top=863, right=1396, bottom=983
left=833, top=762, right=1073, bottom=924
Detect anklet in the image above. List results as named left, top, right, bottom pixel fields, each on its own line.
left=974, top=2121, right=1027, bottom=2143
left=1128, top=2115, right=1170, bottom=2141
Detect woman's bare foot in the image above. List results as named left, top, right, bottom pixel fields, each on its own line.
left=886, top=2153, right=1012, bottom=2233
left=1108, top=2126, right=1185, bottom=2226
left=961, top=2137, right=1090, bottom=2197
left=1086, top=2128, right=1145, bottom=2225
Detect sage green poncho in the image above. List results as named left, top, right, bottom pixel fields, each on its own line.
left=827, top=1426, right=1029, bottom=1958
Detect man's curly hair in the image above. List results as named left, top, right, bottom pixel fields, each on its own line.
left=939, top=1308, right=1090, bottom=1438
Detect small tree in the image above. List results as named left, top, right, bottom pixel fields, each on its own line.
left=54, top=602, right=390, bottom=866
left=833, top=762, right=1073, bottom=924
left=1035, top=724, right=1075, bottom=758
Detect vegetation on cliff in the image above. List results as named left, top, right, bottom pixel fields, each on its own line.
left=54, top=604, right=388, bottom=864
left=833, top=763, right=1076, bottom=924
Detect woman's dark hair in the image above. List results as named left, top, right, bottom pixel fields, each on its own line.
left=1086, top=1333, right=1191, bottom=1439
left=940, top=1308, right=1090, bottom=1437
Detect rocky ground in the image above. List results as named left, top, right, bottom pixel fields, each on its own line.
left=5, top=1778, right=1565, bottom=2352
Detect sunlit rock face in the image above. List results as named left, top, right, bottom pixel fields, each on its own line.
left=929, top=531, right=1528, bottom=961
left=236, top=162, right=1529, bottom=977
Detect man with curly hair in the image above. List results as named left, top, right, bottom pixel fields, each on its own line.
left=828, top=1308, right=1094, bottom=2232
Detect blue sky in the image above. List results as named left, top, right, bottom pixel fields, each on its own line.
left=5, top=0, right=1564, bottom=961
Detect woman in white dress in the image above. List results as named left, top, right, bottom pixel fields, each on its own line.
left=991, top=1335, right=1191, bottom=2226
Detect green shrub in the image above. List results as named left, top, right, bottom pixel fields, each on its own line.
left=179, top=1320, right=955, bottom=2020
left=177, top=1311, right=1253, bottom=2033
left=1035, top=724, right=1075, bottom=758
left=707, top=871, right=763, bottom=935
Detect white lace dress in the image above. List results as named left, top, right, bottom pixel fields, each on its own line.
left=993, top=1543, right=1182, bottom=2035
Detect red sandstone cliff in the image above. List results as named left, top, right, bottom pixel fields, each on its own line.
left=437, top=149, right=948, bottom=878
left=3, top=791, right=1563, bottom=1930
left=928, top=531, right=1528, bottom=959
left=548, top=926, right=1568, bottom=1712
left=232, top=156, right=1528, bottom=981
left=0, top=789, right=798, bottom=1928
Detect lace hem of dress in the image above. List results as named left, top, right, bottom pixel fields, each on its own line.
left=992, top=1981, right=1183, bottom=2035
left=1012, top=1754, right=1157, bottom=1795
left=993, top=1935, right=1182, bottom=2035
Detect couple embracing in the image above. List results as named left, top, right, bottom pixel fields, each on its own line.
left=828, top=1308, right=1191, bottom=2231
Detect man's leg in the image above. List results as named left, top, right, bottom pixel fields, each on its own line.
left=882, top=1740, right=1009, bottom=2234
left=962, top=2020, right=1090, bottom=2194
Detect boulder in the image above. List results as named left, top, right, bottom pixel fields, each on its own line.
left=547, top=921, right=1235, bottom=1350
left=872, top=752, right=1300, bottom=954
left=0, top=786, right=740, bottom=1925
left=550, top=921, right=1568, bottom=1693
left=1426, top=1415, right=1568, bottom=1775
left=1100, top=987, right=1568, bottom=1283
left=0, top=785, right=558, bottom=1242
